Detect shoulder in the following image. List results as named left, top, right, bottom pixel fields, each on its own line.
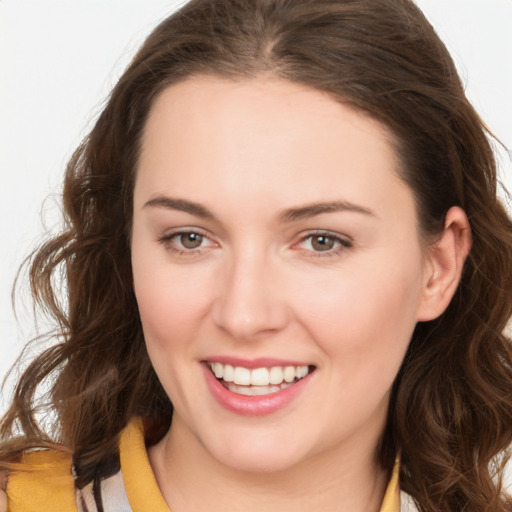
left=6, top=449, right=77, bottom=512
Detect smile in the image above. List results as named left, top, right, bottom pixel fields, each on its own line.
left=207, top=362, right=313, bottom=396
left=202, top=360, right=316, bottom=415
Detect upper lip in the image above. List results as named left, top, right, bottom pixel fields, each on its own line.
left=202, top=356, right=313, bottom=369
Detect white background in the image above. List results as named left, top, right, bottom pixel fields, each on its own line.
left=1, top=0, right=511, bottom=412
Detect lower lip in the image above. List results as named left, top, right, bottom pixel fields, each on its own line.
left=202, top=364, right=313, bottom=416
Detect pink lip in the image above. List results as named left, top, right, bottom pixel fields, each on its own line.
left=202, top=363, right=314, bottom=416
left=203, top=356, right=311, bottom=369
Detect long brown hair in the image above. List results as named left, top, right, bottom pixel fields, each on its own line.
left=2, top=1, right=512, bottom=511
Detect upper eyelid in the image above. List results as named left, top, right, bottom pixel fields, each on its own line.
left=158, top=227, right=216, bottom=248
left=159, top=226, right=211, bottom=239
left=297, top=230, right=353, bottom=243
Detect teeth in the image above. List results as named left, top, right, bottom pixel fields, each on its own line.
left=297, top=366, right=308, bottom=379
left=208, top=362, right=311, bottom=387
left=251, top=367, right=269, bottom=386
left=283, top=366, right=295, bottom=383
left=269, top=366, right=283, bottom=385
left=213, top=362, right=223, bottom=379
left=223, top=364, right=235, bottom=382
left=233, top=366, right=251, bottom=385
left=227, top=382, right=293, bottom=396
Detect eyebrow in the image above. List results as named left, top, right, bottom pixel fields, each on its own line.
left=143, top=196, right=216, bottom=220
left=278, top=200, right=376, bottom=222
left=143, top=195, right=376, bottom=222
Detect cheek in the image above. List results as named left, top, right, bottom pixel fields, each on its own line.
left=132, top=257, right=215, bottom=408
left=131, top=244, right=213, bottom=350
left=136, top=282, right=209, bottom=349
left=291, top=252, right=424, bottom=364
left=132, top=265, right=212, bottom=412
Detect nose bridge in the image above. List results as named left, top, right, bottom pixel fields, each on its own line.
left=212, top=243, right=288, bottom=340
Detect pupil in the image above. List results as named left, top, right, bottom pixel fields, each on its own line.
left=181, top=233, right=202, bottom=249
left=312, top=235, right=334, bottom=251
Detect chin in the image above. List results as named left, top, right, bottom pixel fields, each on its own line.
left=215, top=448, right=305, bottom=474
left=197, top=427, right=315, bottom=474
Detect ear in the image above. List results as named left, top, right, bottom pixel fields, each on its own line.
left=417, top=206, right=472, bottom=322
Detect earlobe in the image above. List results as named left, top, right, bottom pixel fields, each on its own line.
left=417, top=206, right=472, bottom=322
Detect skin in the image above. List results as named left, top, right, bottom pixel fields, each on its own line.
left=131, top=76, right=471, bottom=512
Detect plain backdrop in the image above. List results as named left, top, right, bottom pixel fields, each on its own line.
left=1, top=0, right=511, bottom=412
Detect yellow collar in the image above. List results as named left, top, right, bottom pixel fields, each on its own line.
left=120, top=419, right=400, bottom=512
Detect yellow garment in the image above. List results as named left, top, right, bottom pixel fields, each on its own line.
left=380, top=456, right=400, bottom=512
left=6, top=419, right=400, bottom=511
left=119, top=419, right=170, bottom=512
left=6, top=450, right=76, bottom=512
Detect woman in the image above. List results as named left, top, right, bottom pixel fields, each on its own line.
left=1, top=0, right=512, bottom=511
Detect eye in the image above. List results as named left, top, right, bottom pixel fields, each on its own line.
left=158, top=229, right=216, bottom=254
left=296, top=231, right=352, bottom=256
left=309, top=234, right=337, bottom=252
left=178, top=232, right=204, bottom=249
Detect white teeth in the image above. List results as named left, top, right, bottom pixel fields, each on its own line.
left=283, top=366, right=295, bottom=383
left=233, top=366, right=251, bottom=385
left=213, top=362, right=223, bottom=379
left=297, top=366, right=308, bottom=379
left=227, top=382, right=293, bottom=396
left=208, top=362, right=311, bottom=388
left=269, top=366, right=284, bottom=385
left=251, top=367, right=269, bottom=386
left=223, top=364, right=234, bottom=382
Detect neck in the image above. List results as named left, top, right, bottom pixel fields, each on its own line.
left=148, top=416, right=389, bottom=512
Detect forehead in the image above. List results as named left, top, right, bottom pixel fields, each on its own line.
left=135, top=76, right=411, bottom=220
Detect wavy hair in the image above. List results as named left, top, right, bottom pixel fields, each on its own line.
left=2, top=1, right=512, bottom=510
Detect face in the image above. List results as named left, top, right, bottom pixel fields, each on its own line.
left=131, top=76, right=433, bottom=473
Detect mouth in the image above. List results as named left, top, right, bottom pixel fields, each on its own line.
left=206, top=361, right=316, bottom=396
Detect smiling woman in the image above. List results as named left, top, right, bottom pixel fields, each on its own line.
left=132, top=78, right=472, bottom=501
left=1, top=1, right=512, bottom=512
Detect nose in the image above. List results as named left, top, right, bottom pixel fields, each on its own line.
left=212, top=250, right=290, bottom=341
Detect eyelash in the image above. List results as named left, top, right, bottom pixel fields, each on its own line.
left=295, top=231, right=353, bottom=258
left=157, top=229, right=353, bottom=258
left=158, top=229, right=213, bottom=256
